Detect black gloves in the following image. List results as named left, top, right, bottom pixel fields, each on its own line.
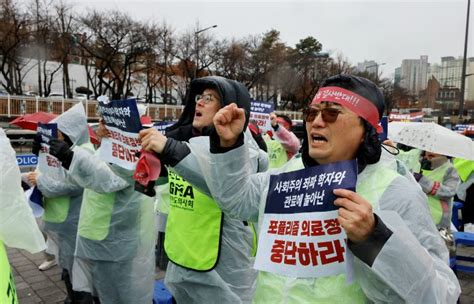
left=413, top=172, right=423, bottom=182
left=32, top=134, right=42, bottom=156
left=48, top=138, right=74, bottom=170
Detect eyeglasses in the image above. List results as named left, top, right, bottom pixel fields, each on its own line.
left=303, top=107, right=342, bottom=123
left=195, top=94, right=217, bottom=104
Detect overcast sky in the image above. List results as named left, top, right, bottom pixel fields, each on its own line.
left=71, top=0, right=472, bottom=78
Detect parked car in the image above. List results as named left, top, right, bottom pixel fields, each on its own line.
left=73, top=93, right=88, bottom=101
left=5, top=128, right=36, bottom=147
left=48, top=92, right=64, bottom=99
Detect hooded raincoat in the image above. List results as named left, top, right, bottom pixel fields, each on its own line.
left=182, top=137, right=461, bottom=303
left=157, top=76, right=267, bottom=303
left=65, top=129, right=156, bottom=303
left=0, top=128, right=46, bottom=304
left=176, top=73, right=459, bottom=302
left=36, top=103, right=91, bottom=273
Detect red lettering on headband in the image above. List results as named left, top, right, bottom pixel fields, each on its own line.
left=311, top=86, right=382, bottom=133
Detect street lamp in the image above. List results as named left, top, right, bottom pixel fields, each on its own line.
left=194, top=24, right=218, bottom=79
left=459, top=0, right=470, bottom=119
left=365, top=62, right=386, bottom=82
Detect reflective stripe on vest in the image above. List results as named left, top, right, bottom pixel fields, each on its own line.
left=265, top=139, right=289, bottom=169
left=164, top=170, right=222, bottom=271
left=422, top=162, right=450, bottom=225
left=253, top=157, right=399, bottom=303
left=0, top=242, right=18, bottom=304
left=43, top=142, right=94, bottom=224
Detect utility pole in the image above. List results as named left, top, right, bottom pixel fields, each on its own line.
left=194, top=25, right=217, bottom=79
left=459, top=0, right=471, bottom=120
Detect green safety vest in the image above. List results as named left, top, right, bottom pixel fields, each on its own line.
left=422, top=162, right=450, bottom=225
left=43, top=142, right=95, bottom=224
left=0, top=242, right=18, bottom=304
left=164, top=170, right=223, bottom=271
left=253, top=157, right=399, bottom=303
left=78, top=191, right=116, bottom=241
left=265, top=139, right=289, bottom=169
left=453, top=158, right=474, bottom=182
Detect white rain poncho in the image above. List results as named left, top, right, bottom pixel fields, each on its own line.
left=0, top=128, right=45, bottom=253
left=163, top=130, right=266, bottom=303
left=67, top=147, right=156, bottom=304
left=36, top=103, right=90, bottom=272
left=187, top=140, right=460, bottom=303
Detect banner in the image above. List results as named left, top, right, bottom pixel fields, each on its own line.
left=36, top=123, right=61, bottom=173
left=250, top=100, right=274, bottom=134
left=254, top=160, right=357, bottom=278
left=97, top=99, right=142, bottom=170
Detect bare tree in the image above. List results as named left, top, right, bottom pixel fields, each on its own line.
left=0, top=0, right=31, bottom=94
left=79, top=10, right=153, bottom=99
left=50, top=1, right=78, bottom=98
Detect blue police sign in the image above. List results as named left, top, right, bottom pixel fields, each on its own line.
left=16, top=154, right=38, bottom=167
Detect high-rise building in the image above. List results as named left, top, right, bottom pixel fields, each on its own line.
left=397, top=55, right=429, bottom=95
left=429, top=56, right=474, bottom=101
left=356, top=60, right=378, bottom=75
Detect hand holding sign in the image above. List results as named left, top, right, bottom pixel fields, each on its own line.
left=213, top=103, right=245, bottom=147
left=96, top=118, right=111, bottom=140
left=333, top=188, right=375, bottom=243
left=139, top=128, right=168, bottom=154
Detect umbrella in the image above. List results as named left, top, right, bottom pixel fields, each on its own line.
left=389, top=122, right=474, bottom=160
left=10, top=112, right=57, bottom=130
left=10, top=111, right=100, bottom=145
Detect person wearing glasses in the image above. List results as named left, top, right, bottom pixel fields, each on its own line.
left=156, top=74, right=458, bottom=302
left=139, top=76, right=268, bottom=303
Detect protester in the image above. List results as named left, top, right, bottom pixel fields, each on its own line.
left=139, top=76, right=268, bottom=303
left=182, top=74, right=458, bottom=302
left=413, top=152, right=460, bottom=230
left=453, top=158, right=474, bottom=225
left=47, top=107, right=156, bottom=304
left=27, top=103, right=92, bottom=303
left=264, top=113, right=300, bottom=168
left=0, top=128, right=46, bottom=303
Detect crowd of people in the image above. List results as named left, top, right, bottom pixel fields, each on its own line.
left=2, top=73, right=473, bottom=303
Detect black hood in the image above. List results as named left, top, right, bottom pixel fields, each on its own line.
left=166, top=76, right=251, bottom=138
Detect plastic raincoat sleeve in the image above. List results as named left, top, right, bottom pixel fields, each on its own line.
left=0, top=129, right=46, bottom=253
left=418, top=166, right=461, bottom=200
left=197, top=141, right=269, bottom=223
left=68, top=146, right=130, bottom=193
left=202, top=140, right=461, bottom=303
left=172, top=131, right=268, bottom=199
left=36, top=171, right=83, bottom=198
left=356, top=176, right=460, bottom=303
left=274, top=125, right=300, bottom=155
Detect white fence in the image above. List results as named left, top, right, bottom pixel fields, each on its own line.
left=0, top=95, right=303, bottom=122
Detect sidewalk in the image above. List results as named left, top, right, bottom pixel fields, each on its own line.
left=7, top=247, right=166, bottom=304
left=7, top=246, right=474, bottom=303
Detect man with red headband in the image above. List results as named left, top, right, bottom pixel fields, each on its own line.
left=189, top=74, right=459, bottom=302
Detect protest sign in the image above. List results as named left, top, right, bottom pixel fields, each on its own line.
left=36, top=123, right=61, bottom=173
left=98, top=99, right=142, bottom=170
left=250, top=100, right=274, bottom=134
left=254, top=160, right=357, bottom=278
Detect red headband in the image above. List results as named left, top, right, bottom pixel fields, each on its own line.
left=311, top=86, right=382, bottom=133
